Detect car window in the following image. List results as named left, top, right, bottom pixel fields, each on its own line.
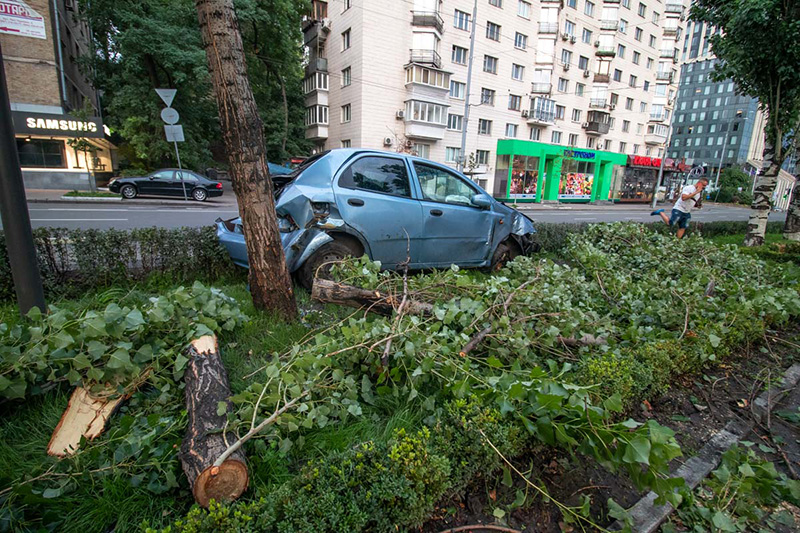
left=339, top=156, right=411, bottom=197
left=151, top=170, right=174, bottom=180
left=175, top=171, right=199, bottom=183
left=414, top=163, right=479, bottom=207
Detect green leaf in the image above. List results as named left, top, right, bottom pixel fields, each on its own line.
left=603, top=393, right=623, bottom=413
left=502, top=465, right=513, bottom=487
left=709, top=334, right=722, bottom=348
left=106, top=347, right=131, bottom=369
left=216, top=401, right=228, bottom=417
left=622, top=437, right=651, bottom=465
left=492, top=508, right=506, bottom=519
left=711, top=511, right=737, bottom=532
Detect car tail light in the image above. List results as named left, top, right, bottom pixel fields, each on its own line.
left=215, top=182, right=223, bottom=189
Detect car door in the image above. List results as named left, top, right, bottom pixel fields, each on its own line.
left=332, top=155, right=424, bottom=269
left=173, top=170, right=199, bottom=197
left=413, top=162, right=502, bottom=267
left=142, top=170, right=175, bottom=196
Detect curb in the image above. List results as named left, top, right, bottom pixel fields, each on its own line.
left=59, top=196, right=122, bottom=202
left=612, top=363, right=800, bottom=532
left=27, top=197, right=234, bottom=208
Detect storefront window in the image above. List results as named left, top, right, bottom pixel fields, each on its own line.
left=558, top=159, right=595, bottom=199
left=493, top=154, right=510, bottom=197
left=16, top=139, right=66, bottom=168
left=509, top=155, right=540, bottom=199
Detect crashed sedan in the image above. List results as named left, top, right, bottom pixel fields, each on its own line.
left=216, top=149, right=537, bottom=288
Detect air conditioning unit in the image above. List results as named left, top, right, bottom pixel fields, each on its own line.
left=521, top=110, right=529, bottom=118
left=594, top=40, right=600, bottom=47
left=395, top=110, right=405, bottom=119
left=562, top=32, right=569, bottom=41
left=583, top=70, right=590, bottom=77
left=581, top=122, right=589, bottom=128
left=570, top=36, right=577, bottom=44
left=610, top=103, right=616, bottom=110
left=383, top=137, right=393, bottom=146
left=564, top=63, right=571, bottom=71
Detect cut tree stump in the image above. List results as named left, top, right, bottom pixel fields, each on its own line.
left=312, top=278, right=433, bottom=316
left=47, top=387, right=125, bottom=457
left=180, top=335, right=249, bottom=508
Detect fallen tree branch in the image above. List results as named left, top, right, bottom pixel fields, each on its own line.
left=311, top=279, right=433, bottom=316
left=460, top=326, right=493, bottom=357
left=557, top=334, right=608, bottom=347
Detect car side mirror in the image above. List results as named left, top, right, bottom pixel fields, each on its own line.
left=149, top=176, right=155, bottom=180
left=471, top=194, right=491, bottom=209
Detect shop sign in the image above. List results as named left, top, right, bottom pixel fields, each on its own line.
left=562, top=149, right=596, bottom=160
left=628, top=155, right=662, bottom=168
left=11, top=111, right=104, bottom=139
left=0, top=0, right=46, bottom=39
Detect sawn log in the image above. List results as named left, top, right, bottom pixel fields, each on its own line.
left=180, top=335, right=248, bottom=508
left=47, top=387, right=126, bottom=457
left=311, top=278, right=433, bottom=316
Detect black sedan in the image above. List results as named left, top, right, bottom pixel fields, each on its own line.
left=108, top=169, right=224, bottom=202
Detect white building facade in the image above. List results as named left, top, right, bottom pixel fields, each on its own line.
left=302, top=0, right=688, bottom=202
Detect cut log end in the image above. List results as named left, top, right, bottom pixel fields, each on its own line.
left=191, top=335, right=218, bottom=355
left=193, top=459, right=249, bottom=508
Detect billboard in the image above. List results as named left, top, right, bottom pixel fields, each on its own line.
left=0, top=0, right=47, bottom=39
left=558, top=172, right=594, bottom=199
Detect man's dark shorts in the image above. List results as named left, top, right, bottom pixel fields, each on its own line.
left=669, top=209, right=691, bottom=229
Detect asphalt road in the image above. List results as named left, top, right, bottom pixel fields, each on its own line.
left=10, top=201, right=785, bottom=230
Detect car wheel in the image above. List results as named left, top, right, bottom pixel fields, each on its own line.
left=298, top=239, right=361, bottom=290
left=192, top=188, right=208, bottom=202
left=120, top=184, right=137, bottom=199
left=490, top=241, right=521, bottom=272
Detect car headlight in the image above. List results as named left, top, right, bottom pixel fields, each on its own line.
left=277, top=215, right=298, bottom=233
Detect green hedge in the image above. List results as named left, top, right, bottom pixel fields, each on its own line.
left=533, top=220, right=785, bottom=253
left=0, top=227, right=240, bottom=301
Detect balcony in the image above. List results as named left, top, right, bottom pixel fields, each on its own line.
left=649, top=111, right=667, bottom=122
left=603, top=0, right=621, bottom=3
left=593, top=73, right=610, bottom=83
left=584, top=121, right=610, bottom=135
left=539, top=22, right=559, bottom=34
left=659, top=49, right=678, bottom=60
left=412, top=11, right=444, bottom=33
left=663, top=25, right=679, bottom=36
left=409, top=49, right=442, bottom=68
left=531, top=82, right=552, bottom=94
left=305, top=125, right=329, bottom=141
left=596, top=46, right=616, bottom=56
left=527, top=109, right=556, bottom=125
left=599, top=20, right=618, bottom=31
left=589, top=98, right=609, bottom=109
left=305, top=57, right=328, bottom=75
left=656, top=70, right=674, bottom=82
left=645, top=132, right=668, bottom=145
left=665, top=3, right=684, bottom=13
left=303, top=19, right=330, bottom=46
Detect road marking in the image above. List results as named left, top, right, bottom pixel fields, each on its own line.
left=30, top=218, right=128, bottom=222
left=574, top=217, right=597, bottom=221
left=29, top=208, right=237, bottom=214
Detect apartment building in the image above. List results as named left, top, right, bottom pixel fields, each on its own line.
left=1, top=0, right=115, bottom=190
left=302, top=0, right=688, bottom=203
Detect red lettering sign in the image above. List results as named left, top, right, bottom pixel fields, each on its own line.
left=628, top=155, right=662, bottom=168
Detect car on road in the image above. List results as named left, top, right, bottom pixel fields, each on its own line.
left=109, top=169, right=223, bottom=202
left=216, top=149, right=537, bottom=288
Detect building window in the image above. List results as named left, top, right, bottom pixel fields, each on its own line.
left=568, top=133, right=579, bottom=146
left=505, top=123, right=518, bottom=138
left=613, top=68, right=622, bottom=82
left=632, top=51, right=640, bottom=65
left=413, top=143, right=430, bottom=159
left=649, top=34, right=656, bottom=48
left=342, top=67, right=351, bottom=87
left=481, top=87, right=496, bottom=105
left=622, top=120, right=630, bottom=132
left=582, top=28, right=592, bottom=43
left=635, top=27, right=643, bottom=41
left=514, top=32, right=528, bottom=49
left=566, top=0, right=576, bottom=8
left=478, top=119, right=492, bottom=135
left=483, top=55, right=498, bottom=74
left=486, top=21, right=501, bottom=41
left=578, top=55, right=589, bottom=70
left=646, top=57, right=654, bottom=69
left=555, top=105, right=565, bottom=120
left=639, top=101, right=647, bottom=112
left=512, top=63, right=525, bottom=80
left=16, top=138, right=65, bottom=168
left=508, top=94, right=522, bottom=111
left=633, top=144, right=639, bottom=154
left=556, top=78, right=568, bottom=93
left=476, top=150, right=490, bottom=165
left=637, top=2, right=646, bottom=17
left=617, top=44, right=626, bottom=58
left=445, top=147, right=462, bottom=163
left=610, top=93, right=619, bottom=106
left=571, top=108, right=582, bottom=122
left=405, top=100, right=447, bottom=125
left=643, top=80, right=650, bottom=91
left=619, top=19, right=628, bottom=33
left=530, top=127, right=541, bottom=140
left=341, top=104, right=351, bottom=123
left=551, top=130, right=563, bottom=144
left=625, top=97, right=634, bottom=110
left=576, top=83, right=585, bottom=96
left=305, top=105, right=329, bottom=125
left=586, top=137, right=595, bottom=149
left=584, top=1, right=595, bottom=16
left=405, top=65, right=450, bottom=89
left=450, top=80, right=466, bottom=99
left=629, top=74, right=637, bottom=87
left=565, top=20, right=576, bottom=36
left=454, top=9, right=471, bottom=31
left=343, top=0, right=351, bottom=11
left=619, top=141, right=627, bottom=152
left=652, top=12, right=659, bottom=24
left=452, top=45, right=468, bottom=65
left=518, top=0, right=531, bottom=18
left=342, top=29, right=351, bottom=50
left=489, top=0, right=502, bottom=7
left=561, top=49, right=573, bottom=66
left=447, top=113, right=464, bottom=131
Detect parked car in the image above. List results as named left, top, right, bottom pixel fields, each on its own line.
left=216, top=149, right=537, bottom=288
left=108, top=169, right=223, bottom=202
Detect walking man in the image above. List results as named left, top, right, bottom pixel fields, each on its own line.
left=651, top=177, right=709, bottom=239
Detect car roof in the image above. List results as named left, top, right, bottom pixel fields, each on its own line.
left=320, top=148, right=459, bottom=169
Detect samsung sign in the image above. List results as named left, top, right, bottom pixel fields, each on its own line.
left=11, top=111, right=104, bottom=139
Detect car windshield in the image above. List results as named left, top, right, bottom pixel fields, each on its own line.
left=283, top=151, right=329, bottom=180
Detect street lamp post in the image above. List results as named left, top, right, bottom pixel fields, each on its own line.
left=457, top=0, right=478, bottom=173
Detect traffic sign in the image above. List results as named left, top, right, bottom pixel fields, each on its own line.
left=155, top=88, right=177, bottom=107
left=160, top=107, right=180, bottom=125
left=164, top=125, right=184, bottom=143
left=0, top=0, right=47, bottom=39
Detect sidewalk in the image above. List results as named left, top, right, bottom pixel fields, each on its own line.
left=25, top=188, right=238, bottom=208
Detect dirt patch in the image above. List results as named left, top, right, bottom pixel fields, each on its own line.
left=420, top=328, right=800, bottom=533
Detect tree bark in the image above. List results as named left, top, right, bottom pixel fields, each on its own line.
left=180, top=336, right=249, bottom=508
left=744, top=137, right=780, bottom=247
left=784, top=178, right=800, bottom=241
left=195, top=0, right=297, bottom=319
left=311, top=278, right=433, bottom=316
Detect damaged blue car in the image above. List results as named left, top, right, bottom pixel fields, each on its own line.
left=216, top=149, right=537, bottom=288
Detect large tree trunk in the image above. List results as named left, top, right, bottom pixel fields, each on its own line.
left=744, top=137, right=780, bottom=247
left=180, top=336, right=249, bottom=508
left=784, top=178, right=800, bottom=241
left=195, top=0, right=297, bottom=319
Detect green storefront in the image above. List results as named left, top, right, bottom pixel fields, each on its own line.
left=493, top=139, right=628, bottom=203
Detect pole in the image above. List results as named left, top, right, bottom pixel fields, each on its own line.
left=458, top=0, right=478, bottom=173
left=715, top=127, right=731, bottom=190
left=0, top=43, right=46, bottom=314
left=174, top=140, right=188, bottom=201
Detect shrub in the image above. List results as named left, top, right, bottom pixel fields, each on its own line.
left=0, top=226, right=240, bottom=301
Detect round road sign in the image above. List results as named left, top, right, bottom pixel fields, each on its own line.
left=160, top=107, right=180, bottom=125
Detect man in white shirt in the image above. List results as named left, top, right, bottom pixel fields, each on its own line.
left=651, top=177, right=709, bottom=239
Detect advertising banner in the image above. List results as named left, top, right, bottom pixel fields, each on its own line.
left=558, top=172, right=594, bottom=199
left=0, top=0, right=46, bottom=39
left=509, top=155, right=541, bottom=199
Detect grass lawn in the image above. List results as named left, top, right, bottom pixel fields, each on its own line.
left=63, top=190, right=119, bottom=198
left=705, top=232, right=789, bottom=246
